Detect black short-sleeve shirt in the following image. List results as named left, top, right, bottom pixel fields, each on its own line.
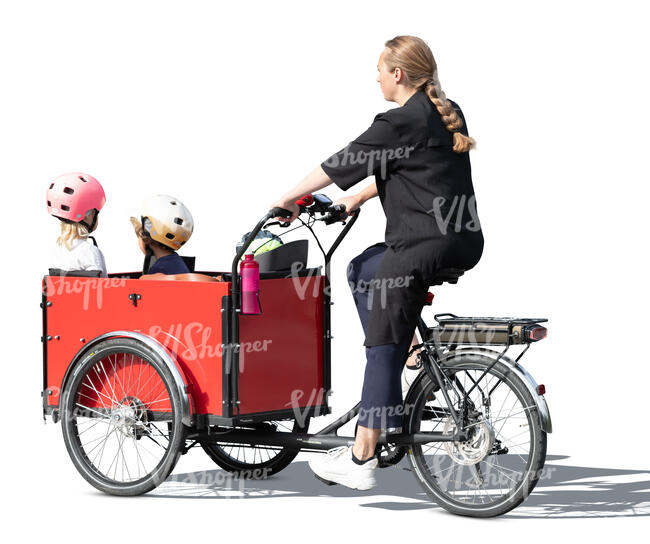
left=321, top=89, right=485, bottom=346
left=321, top=114, right=402, bottom=191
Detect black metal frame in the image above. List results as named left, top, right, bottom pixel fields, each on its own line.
left=41, top=278, right=50, bottom=421
left=191, top=202, right=480, bottom=449
left=192, top=210, right=551, bottom=449
left=191, top=309, right=549, bottom=450
left=188, top=319, right=473, bottom=450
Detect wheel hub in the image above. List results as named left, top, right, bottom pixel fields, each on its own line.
left=111, top=397, right=148, bottom=438
left=442, top=415, right=495, bottom=465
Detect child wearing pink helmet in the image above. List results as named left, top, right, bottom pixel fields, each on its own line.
left=46, top=172, right=108, bottom=277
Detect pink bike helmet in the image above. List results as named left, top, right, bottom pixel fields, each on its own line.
left=46, top=172, right=106, bottom=230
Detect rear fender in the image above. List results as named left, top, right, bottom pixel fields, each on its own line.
left=405, top=346, right=552, bottom=433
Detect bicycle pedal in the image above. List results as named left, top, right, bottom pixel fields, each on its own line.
left=314, top=474, right=338, bottom=486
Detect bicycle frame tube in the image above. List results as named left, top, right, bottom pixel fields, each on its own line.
left=188, top=426, right=465, bottom=452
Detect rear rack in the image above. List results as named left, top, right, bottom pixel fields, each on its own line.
left=433, top=313, right=548, bottom=326
left=421, top=314, right=549, bottom=400
left=426, top=313, right=548, bottom=347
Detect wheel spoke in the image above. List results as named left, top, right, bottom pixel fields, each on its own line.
left=65, top=347, right=179, bottom=488
left=201, top=419, right=308, bottom=474
left=409, top=361, right=543, bottom=513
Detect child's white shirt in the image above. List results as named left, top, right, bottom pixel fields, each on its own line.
left=50, top=238, right=108, bottom=277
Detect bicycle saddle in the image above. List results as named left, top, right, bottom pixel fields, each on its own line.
left=430, top=267, right=465, bottom=286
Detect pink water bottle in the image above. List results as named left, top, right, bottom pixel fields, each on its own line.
left=240, top=253, right=261, bottom=314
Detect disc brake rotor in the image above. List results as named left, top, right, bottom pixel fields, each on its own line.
left=442, top=416, right=495, bottom=465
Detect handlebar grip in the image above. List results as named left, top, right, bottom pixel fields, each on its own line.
left=268, top=206, right=293, bottom=219
left=324, top=203, right=349, bottom=225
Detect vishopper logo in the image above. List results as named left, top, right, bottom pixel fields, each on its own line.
left=434, top=324, right=499, bottom=345
left=356, top=402, right=414, bottom=429
left=287, top=261, right=414, bottom=309
left=285, top=388, right=330, bottom=427
left=147, top=322, right=272, bottom=372
left=422, top=454, right=557, bottom=503
left=323, top=142, right=416, bottom=179
left=425, top=194, right=481, bottom=235
left=353, top=272, right=416, bottom=311
left=45, top=276, right=127, bottom=311
left=288, top=262, right=326, bottom=300
left=284, top=387, right=412, bottom=429
left=169, top=466, right=274, bottom=494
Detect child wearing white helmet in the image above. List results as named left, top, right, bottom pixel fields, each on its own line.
left=130, top=195, right=194, bottom=275
left=46, top=172, right=108, bottom=277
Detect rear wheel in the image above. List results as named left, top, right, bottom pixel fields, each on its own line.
left=200, top=417, right=310, bottom=478
left=406, top=353, right=547, bottom=517
left=60, top=338, right=186, bottom=495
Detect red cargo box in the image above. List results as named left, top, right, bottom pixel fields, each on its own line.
left=42, top=270, right=327, bottom=424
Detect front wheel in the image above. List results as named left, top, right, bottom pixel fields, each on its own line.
left=200, top=417, right=310, bottom=478
left=406, top=353, right=547, bottom=517
left=60, top=338, right=186, bottom=495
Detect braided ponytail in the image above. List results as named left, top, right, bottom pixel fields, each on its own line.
left=384, top=35, right=475, bottom=153
left=424, top=72, right=475, bottom=152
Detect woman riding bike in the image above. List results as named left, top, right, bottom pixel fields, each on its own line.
left=270, top=35, right=484, bottom=490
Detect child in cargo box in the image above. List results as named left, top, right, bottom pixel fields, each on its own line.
left=47, top=172, right=108, bottom=277
left=130, top=194, right=194, bottom=275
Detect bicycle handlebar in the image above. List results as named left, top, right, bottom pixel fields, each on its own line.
left=268, top=196, right=351, bottom=225
left=231, top=195, right=360, bottom=308
left=268, top=206, right=293, bottom=220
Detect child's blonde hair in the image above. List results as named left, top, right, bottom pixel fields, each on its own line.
left=57, top=210, right=94, bottom=250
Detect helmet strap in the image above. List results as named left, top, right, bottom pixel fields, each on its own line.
left=142, top=246, right=154, bottom=275
left=80, top=209, right=99, bottom=232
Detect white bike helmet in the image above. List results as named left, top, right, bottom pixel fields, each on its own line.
left=137, top=194, right=194, bottom=250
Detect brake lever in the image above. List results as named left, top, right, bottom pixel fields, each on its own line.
left=322, top=204, right=350, bottom=225
left=267, top=205, right=310, bottom=228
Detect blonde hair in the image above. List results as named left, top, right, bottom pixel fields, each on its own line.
left=383, top=35, right=475, bottom=153
left=57, top=222, right=90, bottom=250
left=56, top=209, right=94, bottom=249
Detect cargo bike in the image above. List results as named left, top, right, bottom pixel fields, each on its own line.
left=41, top=194, right=551, bottom=517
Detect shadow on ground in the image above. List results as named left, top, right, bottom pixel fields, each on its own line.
left=148, top=454, right=650, bottom=518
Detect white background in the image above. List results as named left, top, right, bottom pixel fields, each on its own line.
left=2, top=0, right=649, bottom=539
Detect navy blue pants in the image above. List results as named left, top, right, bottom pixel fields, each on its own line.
left=347, top=243, right=414, bottom=430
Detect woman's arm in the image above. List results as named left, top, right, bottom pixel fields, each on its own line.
left=271, top=167, right=379, bottom=223
left=356, top=181, right=379, bottom=206
left=270, top=165, right=333, bottom=222
left=333, top=181, right=378, bottom=213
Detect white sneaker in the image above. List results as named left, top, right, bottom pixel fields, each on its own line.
left=308, top=446, right=378, bottom=490
left=402, top=364, right=422, bottom=398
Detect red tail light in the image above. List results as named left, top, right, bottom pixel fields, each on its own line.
left=536, top=384, right=546, bottom=395
left=424, top=292, right=435, bottom=305
left=525, top=326, right=547, bottom=342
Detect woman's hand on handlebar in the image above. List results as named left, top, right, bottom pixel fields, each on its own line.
left=333, top=194, right=362, bottom=213
left=269, top=199, right=300, bottom=224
